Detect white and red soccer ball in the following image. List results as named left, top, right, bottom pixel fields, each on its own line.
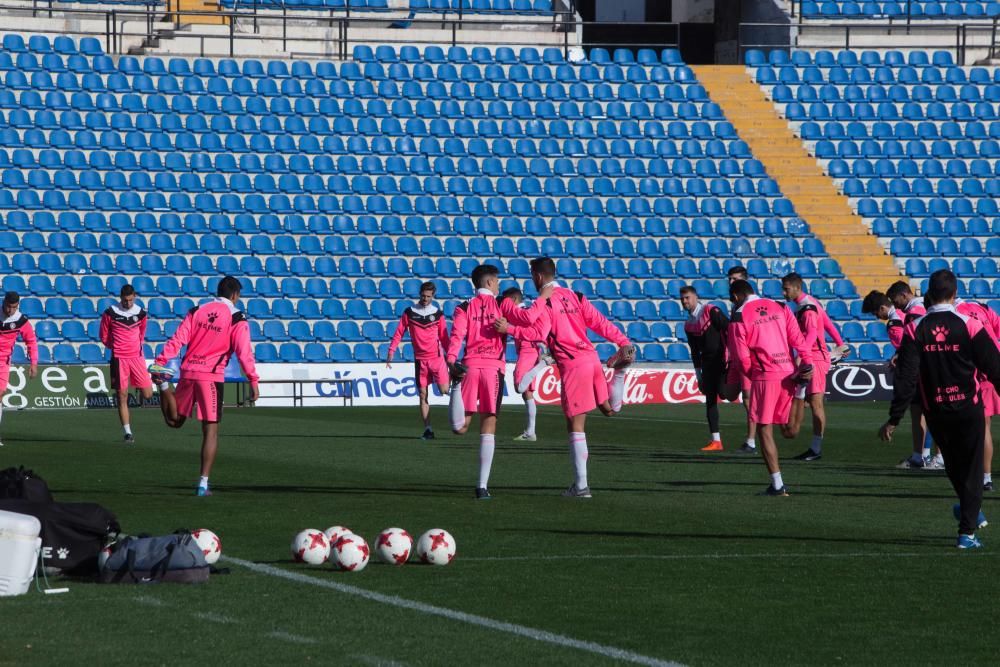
left=323, top=525, right=352, bottom=546
left=291, top=529, right=330, bottom=565
left=331, top=534, right=370, bottom=572
left=416, top=529, right=456, bottom=566
left=192, top=529, right=222, bottom=565
left=375, top=527, right=413, bottom=566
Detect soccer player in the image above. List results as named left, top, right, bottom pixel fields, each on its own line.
left=495, top=257, right=635, bottom=499
left=680, top=285, right=729, bottom=451
left=446, top=265, right=544, bottom=499
left=879, top=269, right=1000, bottom=549
left=0, top=292, right=37, bottom=446
left=780, top=272, right=834, bottom=460
left=99, top=284, right=153, bottom=443
left=725, top=266, right=758, bottom=454
left=385, top=281, right=450, bottom=440
left=727, top=280, right=814, bottom=496
left=955, top=297, right=1000, bottom=491
left=499, top=287, right=551, bottom=442
left=148, top=276, right=259, bottom=497
left=863, top=286, right=934, bottom=469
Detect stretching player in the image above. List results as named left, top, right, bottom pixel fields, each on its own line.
left=148, top=276, right=259, bottom=496
left=780, top=273, right=834, bottom=461
left=499, top=287, right=551, bottom=442
left=955, top=297, right=1000, bottom=491
left=680, top=285, right=729, bottom=451
left=879, top=269, right=1000, bottom=548
left=0, top=292, right=37, bottom=447
left=725, top=266, right=757, bottom=454
left=496, top=257, right=634, bottom=498
left=863, top=286, right=935, bottom=469
left=446, top=265, right=542, bottom=499
left=727, top=280, right=814, bottom=496
left=100, top=284, right=152, bottom=444
left=386, top=281, right=450, bottom=440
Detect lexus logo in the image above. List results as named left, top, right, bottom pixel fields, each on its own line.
left=830, top=366, right=877, bottom=398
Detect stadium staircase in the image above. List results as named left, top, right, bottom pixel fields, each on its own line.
left=695, top=65, right=903, bottom=296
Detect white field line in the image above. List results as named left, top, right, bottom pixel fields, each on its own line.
left=267, top=631, right=319, bottom=645
left=351, top=655, right=410, bottom=667
left=133, top=595, right=165, bottom=607
left=224, top=556, right=684, bottom=667
left=193, top=612, right=240, bottom=624
left=460, top=551, right=1000, bottom=563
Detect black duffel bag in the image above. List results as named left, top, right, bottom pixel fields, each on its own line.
left=0, top=466, right=54, bottom=503
left=0, top=499, right=119, bottom=574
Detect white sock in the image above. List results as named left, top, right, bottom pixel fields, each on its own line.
left=516, top=359, right=548, bottom=394
left=198, top=476, right=209, bottom=489
left=0, top=404, right=4, bottom=426
left=159, top=381, right=171, bottom=392
left=123, top=424, right=132, bottom=436
left=449, top=383, right=465, bottom=431
left=771, top=472, right=784, bottom=489
left=524, top=398, right=536, bottom=436
left=746, top=437, right=756, bottom=449
left=569, top=432, right=589, bottom=489
left=609, top=369, right=627, bottom=413
left=985, top=473, right=993, bottom=484
left=478, top=433, right=495, bottom=489
left=711, top=432, right=721, bottom=442
left=810, top=435, right=823, bottom=454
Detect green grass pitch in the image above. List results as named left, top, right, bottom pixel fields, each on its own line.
left=1, top=402, right=997, bottom=666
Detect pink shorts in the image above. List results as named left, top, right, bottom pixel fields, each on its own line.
left=514, top=349, right=540, bottom=389
left=981, top=380, right=1000, bottom=417
left=805, top=360, right=830, bottom=397
left=749, top=377, right=796, bottom=426
left=415, top=357, right=448, bottom=389
left=111, top=356, right=153, bottom=392
left=460, top=365, right=504, bottom=415
left=174, top=379, right=224, bottom=423
left=0, top=365, right=9, bottom=394
left=559, top=359, right=609, bottom=418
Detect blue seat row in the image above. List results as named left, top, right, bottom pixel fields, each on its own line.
left=1, top=34, right=103, bottom=55
left=801, top=0, right=1000, bottom=17
left=869, top=216, right=999, bottom=237
left=747, top=49, right=957, bottom=68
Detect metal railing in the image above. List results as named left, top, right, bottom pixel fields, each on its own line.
left=739, top=20, right=999, bottom=65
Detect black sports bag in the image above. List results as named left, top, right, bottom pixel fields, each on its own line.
left=0, top=499, right=119, bottom=574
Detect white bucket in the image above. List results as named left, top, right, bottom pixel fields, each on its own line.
left=0, top=509, right=42, bottom=597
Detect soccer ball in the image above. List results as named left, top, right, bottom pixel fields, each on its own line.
left=416, top=529, right=456, bottom=566
left=375, top=527, right=413, bottom=566
left=191, top=529, right=222, bottom=565
left=323, top=525, right=352, bottom=545
left=291, top=529, right=330, bottom=565
left=331, top=534, right=370, bottom=572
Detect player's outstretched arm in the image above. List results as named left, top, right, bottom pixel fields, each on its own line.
left=783, top=307, right=814, bottom=366
left=386, top=313, right=409, bottom=366
left=499, top=298, right=539, bottom=326
left=579, top=295, right=629, bottom=346
left=446, top=305, right=468, bottom=366
left=99, top=310, right=112, bottom=349
left=972, top=324, right=1000, bottom=390
left=22, top=320, right=38, bottom=378
left=156, top=310, right=194, bottom=366
left=886, top=333, right=920, bottom=428
left=232, top=318, right=260, bottom=401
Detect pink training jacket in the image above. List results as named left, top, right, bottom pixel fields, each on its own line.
left=956, top=299, right=1000, bottom=348
left=0, top=310, right=38, bottom=366
left=793, top=293, right=831, bottom=364
left=728, top=295, right=814, bottom=382
left=510, top=305, right=541, bottom=365
left=821, top=308, right=844, bottom=346
left=156, top=298, right=259, bottom=385
left=447, top=290, right=538, bottom=369
left=387, top=303, right=449, bottom=361
left=509, top=285, right=629, bottom=368
left=888, top=298, right=926, bottom=349
left=100, top=304, right=148, bottom=359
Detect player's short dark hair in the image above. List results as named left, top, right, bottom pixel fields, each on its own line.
left=781, top=272, right=804, bottom=289
left=886, top=281, right=912, bottom=301
left=3, top=291, right=19, bottom=305
left=679, top=285, right=697, bottom=297
left=727, top=265, right=748, bottom=279
left=729, top=279, right=755, bottom=300
left=927, top=269, right=957, bottom=303
left=419, top=281, right=436, bottom=294
left=861, top=290, right=891, bottom=314
left=217, top=275, right=242, bottom=299
left=470, top=264, right=498, bottom=289
left=529, top=257, right=557, bottom=278
left=500, top=287, right=523, bottom=302
left=120, top=284, right=136, bottom=298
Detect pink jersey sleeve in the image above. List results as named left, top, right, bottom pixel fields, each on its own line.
left=438, top=316, right=449, bottom=352
left=730, top=318, right=751, bottom=380
left=508, top=308, right=550, bottom=344
left=156, top=309, right=195, bottom=365
left=231, top=319, right=259, bottom=385
left=823, top=314, right=844, bottom=346
left=99, top=312, right=112, bottom=349
left=387, top=313, right=409, bottom=359
left=21, top=321, right=38, bottom=365
left=983, top=306, right=1000, bottom=344
left=138, top=315, right=147, bottom=349
left=446, top=305, right=468, bottom=365
left=500, top=298, right=538, bottom=326
left=800, top=308, right=821, bottom=354
left=579, top=296, right=630, bottom=346
left=784, top=307, right=814, bottom=365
